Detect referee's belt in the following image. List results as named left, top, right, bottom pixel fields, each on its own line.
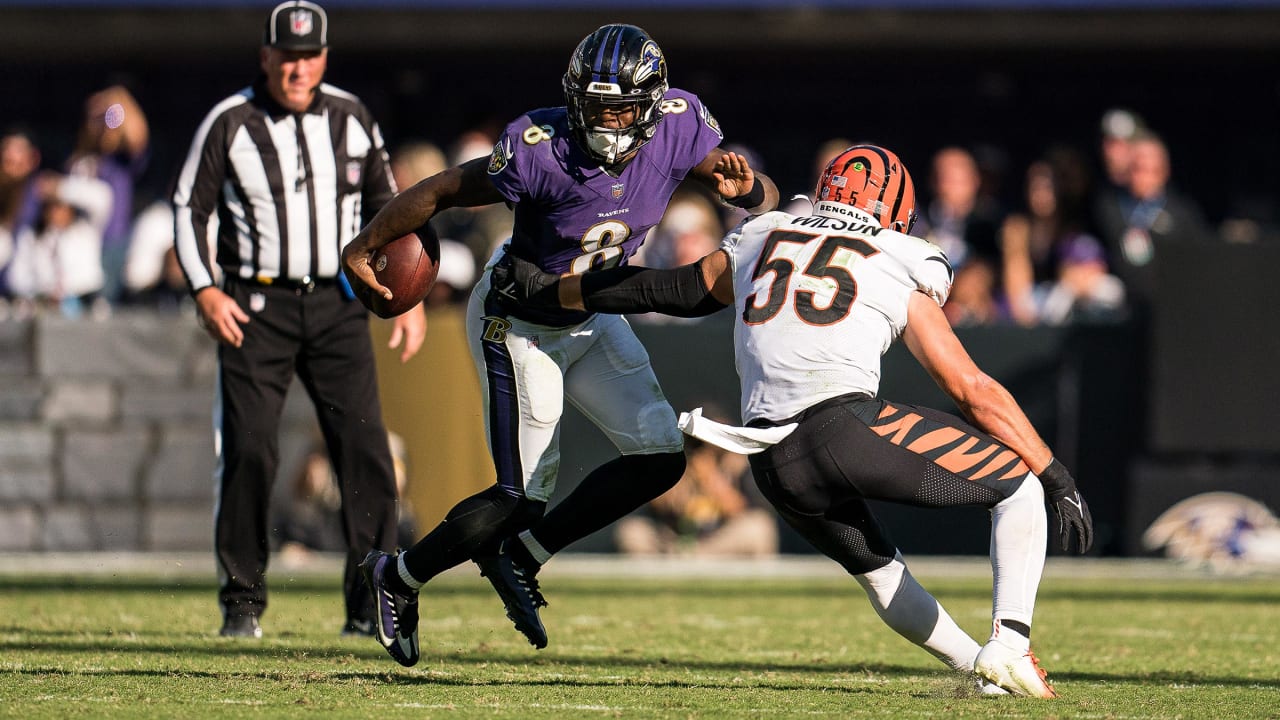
left=246, top=274, right=337, bottom=294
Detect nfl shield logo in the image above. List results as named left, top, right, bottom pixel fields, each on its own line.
left=611, top=182, right=625, bottom=199
left=290, top=9, right=312, bottom=36
left=346, top=161, right=361, bottom=185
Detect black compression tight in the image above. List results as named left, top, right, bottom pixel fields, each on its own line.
left=529, top=451, right=686, bottom=556
left=400, top=485, right=545, bottom=583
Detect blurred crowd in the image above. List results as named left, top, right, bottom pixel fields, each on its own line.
left=633, top=108, right=1257, bottom=329
left=1, top=89, right=1268, bottom=326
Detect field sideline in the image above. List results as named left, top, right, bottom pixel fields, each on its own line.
left=2, top=553, right=1278, bottom=719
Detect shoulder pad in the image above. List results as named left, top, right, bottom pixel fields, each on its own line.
left=914, top=250, right=954, bottom=307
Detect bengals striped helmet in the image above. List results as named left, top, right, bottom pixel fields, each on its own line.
left=814, top=145, right=917, bottom=233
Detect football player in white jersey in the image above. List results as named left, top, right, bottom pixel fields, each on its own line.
left=492, top=145, right=1093, bottom=698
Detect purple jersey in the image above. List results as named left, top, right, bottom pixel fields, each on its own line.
left=486, top=87, right=723, bottom=326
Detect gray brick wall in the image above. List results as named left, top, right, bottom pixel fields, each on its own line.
left=0, top=311, right=319, bottom=552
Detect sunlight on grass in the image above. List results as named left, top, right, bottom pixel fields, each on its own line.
left=1, top=566, right=1278, bottom=718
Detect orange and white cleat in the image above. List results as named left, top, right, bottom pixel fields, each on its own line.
left=974, top=641, right=1058, bottom=698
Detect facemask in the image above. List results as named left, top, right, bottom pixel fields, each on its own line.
left=585, top=127, right=636, bottom=165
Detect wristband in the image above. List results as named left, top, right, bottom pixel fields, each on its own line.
left=722, top=181, right=765, bottom=209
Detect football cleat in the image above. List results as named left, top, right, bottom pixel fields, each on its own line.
left=977, top=680, right=1011, bottom=696
left=476, top=540, right=549, bottom=649
left=359, top=550, right=420, bottom=667
left=219, top=613, right=262, bottom=639
left=974, top=641, right=1058, bottom=698
left=340, top=617, right=375, bottom=638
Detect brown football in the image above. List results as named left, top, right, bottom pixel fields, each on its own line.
left=349, top=223, right=440, bottom=318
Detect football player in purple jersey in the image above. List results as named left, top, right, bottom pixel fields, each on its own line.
left=490, top=145, right=1093, bottom=697
left=343, top=23, right=778, bottom=665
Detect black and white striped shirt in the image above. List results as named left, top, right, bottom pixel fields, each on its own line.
left=173, top=80, right=395, bottom=292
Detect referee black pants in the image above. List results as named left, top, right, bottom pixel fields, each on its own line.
left=215, top=277, right=398, bottom=623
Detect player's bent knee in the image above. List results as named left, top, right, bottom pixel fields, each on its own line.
left=627, top=400, right=683, bottom=454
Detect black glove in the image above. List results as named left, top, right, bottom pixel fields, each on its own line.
left=1038, top=458, right=1094, bottom=554
left=490, top=252, right=560, bottom=309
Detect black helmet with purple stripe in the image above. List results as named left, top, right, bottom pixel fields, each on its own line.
left=563, top=24, right=669, bottom=165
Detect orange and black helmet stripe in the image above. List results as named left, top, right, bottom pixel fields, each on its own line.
left=816, top=144, right=917, bottom=233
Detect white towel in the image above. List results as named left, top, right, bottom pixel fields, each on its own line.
left=677, top=407, right=797, bottom=455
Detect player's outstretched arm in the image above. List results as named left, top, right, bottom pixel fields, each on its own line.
left=343, top=158, right=503, bottom=299
left=492, top=250, right=734, bottom=317
left=903, top=291, right=1093, bottom=552
left=692, top=149, right=779, bottom=214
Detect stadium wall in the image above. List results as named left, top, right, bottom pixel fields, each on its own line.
left=6, top=281, right=1273, bottom=558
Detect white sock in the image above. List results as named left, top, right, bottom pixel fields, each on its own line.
left=990, top=619, right=1031, bottom=653
left=518, top=529, right=552, bottom=565
left=397, top=552, right=424, bottom=591
left=989, top=474, right=1047, bottom=647
left=856, top=553, right=982, bottom=672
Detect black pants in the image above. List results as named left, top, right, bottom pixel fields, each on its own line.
left=215, top=277, right=397, bottom=623
left=748, top=394, right=1027, bottom=575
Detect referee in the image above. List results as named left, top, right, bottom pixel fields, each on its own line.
left=173, top=0, right=426, bottom=638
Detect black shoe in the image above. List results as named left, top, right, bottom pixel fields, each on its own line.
left=359, top=550, right=421, bottom=667
left=341, top=617, right=376, bottom=637
left=476, top=539, right=548, bottom=649
left=220, top=614, right=262, bottom=638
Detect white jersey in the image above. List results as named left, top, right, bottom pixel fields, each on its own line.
left=721, top=202, right=953, bottom=425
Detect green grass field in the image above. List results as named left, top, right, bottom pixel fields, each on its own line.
left=1, top=556, right=1278, bottom=719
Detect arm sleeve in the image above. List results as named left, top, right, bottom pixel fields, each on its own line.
left=579, top=260, right=728, bottom=318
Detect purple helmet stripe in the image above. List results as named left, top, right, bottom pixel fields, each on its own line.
left=591, top=24, right=627, bottom=84
left=607, top=26, right=623, bottom=83
left=591, top=24, right=619, bottom=83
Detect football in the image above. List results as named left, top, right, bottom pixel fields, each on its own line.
left=348, top=223, right=440, bottom=318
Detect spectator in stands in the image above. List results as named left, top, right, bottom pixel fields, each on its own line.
left=1093, top=131, right=1212, bottom=315
left=389, top=140, right=446, bottom=194
left=66, top=85, right=150, bottom=305
left=6, top=171, right=113, bottom=317
left=783, top=137, right=854, bottom=216
left=0, top=130, right=41, bottom=233
left=914, top=146, right=1005, bottom=325
left=121, top=199, right=189, bottom=311
left=1001, top=149, right=1121, bottom=325
left=424, top=238, right=478, bottom=307
left=615, top=434, right=778, bottom=558
left=0, top=130, right=43, bottom=295
left=1097, top=108, right=1145, bottom=192
left=1036, top=234, right=1125, bottom=325
left=636, top=188, right=723, bottom=269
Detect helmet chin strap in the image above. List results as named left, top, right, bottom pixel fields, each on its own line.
left=585, top=126, right=637, bottom=165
